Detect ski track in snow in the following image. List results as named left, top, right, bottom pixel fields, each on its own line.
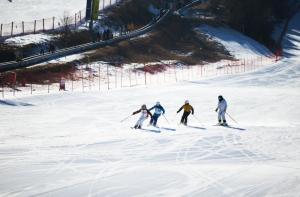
left=1, top=10, right=300, bottom=197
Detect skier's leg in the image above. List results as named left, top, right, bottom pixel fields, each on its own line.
left=135, top=116, right=144, bottom=128
left=221, top=111, right=227, bottom=124
left=138, top=117, right=146, bottom=128
left=180, top=114, right=185, bottom=124
left=183, top=112, right=190, bottom=125
left=153, top=115, right=159, bottom=126
left=149, top=116, right=154, bottom=125
left=218, top=111, right=222, bottom=124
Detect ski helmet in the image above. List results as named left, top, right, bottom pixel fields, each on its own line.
left=218, top=95, right=223, bottom=101
left=185, top=100, right=189, bottom=104
left=156, top=101, right=160, bottom=105
left=141, top=104, right=147, bottom=109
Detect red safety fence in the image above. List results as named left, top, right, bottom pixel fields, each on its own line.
left=0, top=55, right=277, bottom=98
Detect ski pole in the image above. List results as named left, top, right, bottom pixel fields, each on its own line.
left=162, top=114, right=170, bottom=125
left=192, top=114, right=204, bottom=127
left=120, top=114, right=132, bottom=123
left=226, top=112, right=238, bottom=124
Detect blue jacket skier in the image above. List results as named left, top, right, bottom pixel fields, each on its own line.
left=149, top=102, right=165, bottom=127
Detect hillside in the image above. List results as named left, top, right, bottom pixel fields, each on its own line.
left=0, top=8, right=299, bottom=197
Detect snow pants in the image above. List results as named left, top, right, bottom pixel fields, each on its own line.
left=218, top=111, right=226, bottom=123
left=150, top=114, right=160, bottom=126
left=135, top=115, right=147, bottom=128
left=181, top=111, right=191, bottom=125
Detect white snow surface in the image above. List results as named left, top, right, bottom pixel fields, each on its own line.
left=4, top=33, right=57, bottom=46
left=0, top=0, right=118, bottom=24
left=197, top=25, right=273, bottom=59
left=1, top=12, right=300, bottom=197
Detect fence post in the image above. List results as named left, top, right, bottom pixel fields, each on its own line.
left=98, top=64, right=101, bottom=91
left=22, top=21, right=24, bottom=34
left=110, top=0, right=112, bottom=6
left=81, top=65, right=84, bottom=92
left=52, top=17, right=55, bottom=30
left=0, top=24, right=2, bottom=37
left=174, top=65, right=177, bottom=82
left=42, top=18, right=45, bottom=32
left=115, top=68, right=117, bottom=88
left=103, top=0, right=105, bottom=9
left=75, top=13, right=77, bottom=29
left=79, top=11, right=82, bottom=22
left=2, top=84, right=4, bottom=99
left=30, top=83, right=33, bottom=95
left=34, top=20, right=36, bottom=34
left=71, top=76, right=74, bottom=92
left=66, top=17, right=69, bottom=28
left=129, top=69, right=132, bottom=87
left=121, top=67, right=123, bottom=88
left=107, top=64, right=110, bottom=90
left=144, top=64, right=146, bottom=85
left=11, top=22, right=14, bottom=36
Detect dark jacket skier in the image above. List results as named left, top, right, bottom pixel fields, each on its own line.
left=149, top=101, right=165, bottom=127
left=177, top=100, right=194, bottom=125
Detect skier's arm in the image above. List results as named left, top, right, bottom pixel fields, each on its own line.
left=149, top=106, right=155, bottom=111
left=177, top=106, right=183, bottom=113
left=215, top=102, right=219, bottom=112
left=147, top=110, right=153, bottom=118
left=161, top=106, right=165, bottom=114
left=224, top=101, right=227, bottom=112
left=191, top=106, right=194, bottom=115
left=132, top=109, right=141, bottom=115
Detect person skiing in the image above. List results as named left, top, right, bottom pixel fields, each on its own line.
left=177, top=100, right=194, bottom=126
left=215, top=95, right=228, bottom=126
left=132, top=104, right=152, bottom=129
left=149, top=101, right=165, bottom=127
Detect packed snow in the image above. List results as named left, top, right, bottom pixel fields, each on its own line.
left=0, top=10, right=300, bottom=197
left=197, top=25, right=273, bottom=59
left=4, top=33, right=57, bottom=46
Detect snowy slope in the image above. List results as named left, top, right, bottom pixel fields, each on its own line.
left=196, top=13, right=300, bottom=88
left=0, top=0, right=117, bottom=24
left=0, top=11, right=300, bottom=197
left=197, top=25, right=273, bottom=59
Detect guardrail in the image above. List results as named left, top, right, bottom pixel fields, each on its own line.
left=0, top=9, right=171, bottom=72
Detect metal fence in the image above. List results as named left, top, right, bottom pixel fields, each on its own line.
left=0, top=9, right=86, bottom=37
left=0, top=0, right=122, bottom=37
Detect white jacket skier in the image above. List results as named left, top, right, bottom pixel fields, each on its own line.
left=215, top=95, right=227, bottom=125
left=132, top=105, right=152, bottom=129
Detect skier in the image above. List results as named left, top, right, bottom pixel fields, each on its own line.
left=132, top=104, right=152, bottom=129
left=177, top=100, right=194, bottom=126
left=149, top=101, right=165, bottom=127
left=215, top=95, right=228, bottom=126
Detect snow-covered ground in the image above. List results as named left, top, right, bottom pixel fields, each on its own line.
left=0, top=0, right=118, bottom=24
left=197, top=25, right=273, bottom=59
left=0, top=11, right=300, bottom=197
left=4, top=33, right=57, bottom=46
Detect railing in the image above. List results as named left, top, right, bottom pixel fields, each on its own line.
left=0, top=9, right=171, bottom=72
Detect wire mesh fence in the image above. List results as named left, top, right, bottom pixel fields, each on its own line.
left=0, top=55, right=276, bottom=99
left=0, top=9, right=86, bottom=37
left=0, top=0, right=122, bottom=37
